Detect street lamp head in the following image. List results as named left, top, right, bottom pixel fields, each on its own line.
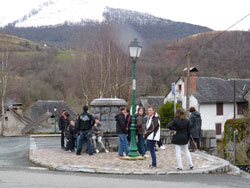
left=128, top=38, right=142, bottom=59
left=54, top=106, right=57, bottom=112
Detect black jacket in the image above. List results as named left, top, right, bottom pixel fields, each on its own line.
left=58, top=116, right=67, bottom=131
left=66, top=125, right=76, bottom=139
left=77, top=112, right=94, bottom=131
left=115, top=113, right=127, bottom=134
left=189, top=111, right=202, bottom=138
left=167, top=118, right=190, bottom=145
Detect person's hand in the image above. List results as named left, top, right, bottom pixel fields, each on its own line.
left=97, top=131, right=101, bottom=134
left=173, top=131, right=176, bottom=135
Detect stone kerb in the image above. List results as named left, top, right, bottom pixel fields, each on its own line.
left=90, top=98, right=127, bottom=133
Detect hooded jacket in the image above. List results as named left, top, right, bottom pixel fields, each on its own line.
left=189, top=111, right=202, bottom=138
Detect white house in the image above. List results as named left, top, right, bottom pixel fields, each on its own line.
left=164, top=67, right=250, bottom=137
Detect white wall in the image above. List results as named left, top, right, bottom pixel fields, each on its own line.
left=164, top=79, right=199, bottom=111
left=200, top=103, right=244, bottom=134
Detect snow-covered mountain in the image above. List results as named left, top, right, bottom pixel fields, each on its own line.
left=1, top=0, right=109, bottom=27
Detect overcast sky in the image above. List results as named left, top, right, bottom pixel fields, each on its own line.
left=0, top=0, right=250, bottom=30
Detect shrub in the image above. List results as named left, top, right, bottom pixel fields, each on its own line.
left=157, top=101, right=182, bottom=128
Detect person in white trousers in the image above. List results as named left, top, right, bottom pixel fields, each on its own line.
left=167, top=108, right=193, bottom=170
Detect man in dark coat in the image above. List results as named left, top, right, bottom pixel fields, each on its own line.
left=115, top=107, right=129, bottom=157
left=189, top=107, right=202, bottom=150
left=76, top=105, right=94, bottom=155
left=58, top=110, right=67, bottom=149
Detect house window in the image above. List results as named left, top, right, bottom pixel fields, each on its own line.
left=178, top=84, right=182, bottom=91
left=5, top=117, right=8, bottom=121
left=237, top=103, right=244, bottom=115
left=216, top=103, right=223, bottom=115
left=216, top=123, right=222, bottom=135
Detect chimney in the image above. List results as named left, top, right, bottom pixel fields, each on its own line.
left=12, top=103, right=23, bottom=116
left=183, top=67, right=199, bottom=96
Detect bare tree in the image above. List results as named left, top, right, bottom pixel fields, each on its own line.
left=0, top=37, right=11, bottom=136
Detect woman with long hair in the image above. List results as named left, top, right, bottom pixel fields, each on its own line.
left=167, top=108, right=194, bottom=170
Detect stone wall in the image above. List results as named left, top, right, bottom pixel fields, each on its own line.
left=3, top=111, right=27, bottom=136
left=223, top=118, right=250, bottom=165
left=90, top=98, right=127, bottom=133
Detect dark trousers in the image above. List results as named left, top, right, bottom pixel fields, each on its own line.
left=61, top=131, right=65, bottom=148
left=66, top=137, right=74, bottom=151
left=137, top=134, right=145, bottom=156
left=147, top=140, right=156, bottom=167
left=193, top=138, right=200, bottom=149
left=76, top=130, right=93, bottom=155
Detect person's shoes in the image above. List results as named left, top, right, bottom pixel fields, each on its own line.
left=67, top=150, right=72, bottom=152
left=190, top=166, right=194, bottom=170
left=154, top=147, right=158, bottom=151
left=119, top=155, right=124, bottom=157
left=96, top=149, right=99, bottom=153
left=143, top=154, right=148, bottom=157
left=76, top=153, right=81, bottom=155
left=159, top=145, right=166, bottom=150
left=149, top=164, right=157, bottom=168
left=105, top=149, right=109, bottom=153
left=177, top=168, right=183, bottom=170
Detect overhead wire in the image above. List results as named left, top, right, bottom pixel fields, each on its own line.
left=164, top=11, right=250, bottom=97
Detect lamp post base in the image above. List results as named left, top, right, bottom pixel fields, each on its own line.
left=120, top=155, right=146, bottom=161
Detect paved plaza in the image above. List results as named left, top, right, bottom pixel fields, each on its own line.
left=29, top=136, right=231, bottom=175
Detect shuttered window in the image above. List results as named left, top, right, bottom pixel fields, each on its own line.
left=237, top=103, right=244, bottom=115
left=216, top=103, right=223, bottom=116
left=216, top=123, right=222, bottom=135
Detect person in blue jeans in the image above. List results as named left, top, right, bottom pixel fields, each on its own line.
left=115, top=107, right=129, bottom=157
left=144, top=106, right=161, bottom=168
left=76, top=105, right=94, bottom=155
left=136, top=107, right=146, bottom=156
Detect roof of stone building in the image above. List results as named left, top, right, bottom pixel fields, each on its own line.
left=193, top=77, right=250, bottom=103
left=7, top=108, right=31, bottom=125
left=136, top=96, right=165, bottom=111
left=30, top=100, right=77, bottom=121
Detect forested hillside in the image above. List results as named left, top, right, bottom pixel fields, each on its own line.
left=1, top=28, right=250, bottom=114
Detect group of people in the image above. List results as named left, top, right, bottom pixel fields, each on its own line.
left=59, top=104, right=202, bottom=171
left=58, top=106, right=109, bottom=155
left=116, top=105, right=202, bottom=170
left=115, top=106, right=162, bottom=168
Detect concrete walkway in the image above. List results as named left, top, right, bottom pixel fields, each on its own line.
left=29, top=136, right=231, bottom=175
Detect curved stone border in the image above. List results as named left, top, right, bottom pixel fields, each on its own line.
left=29, top=149, right=231, bottom=175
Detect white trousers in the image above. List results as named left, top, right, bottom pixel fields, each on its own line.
left=175, top=144, right=193, bottom=169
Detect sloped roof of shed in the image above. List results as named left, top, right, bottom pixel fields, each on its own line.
left=30, top=100, right=77, bottom=121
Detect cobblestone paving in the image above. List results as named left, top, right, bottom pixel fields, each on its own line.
left=30, top=145, right=213, bottom=172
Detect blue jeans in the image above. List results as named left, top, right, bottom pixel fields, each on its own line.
left=147, top=140, right=156, bottom=167
left=76, top=130, right=93, bottom=155
left=138, top=134, right=145, bottom=156
left=118, top=133, right=129, bottom=156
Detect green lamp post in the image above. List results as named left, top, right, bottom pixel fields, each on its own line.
left=128, top=38, right=142, bottom=157
left=54, top=106, right=57, bottom=134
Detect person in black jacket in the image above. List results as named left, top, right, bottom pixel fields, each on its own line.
left=58, top=109, right=66, bottom=149
left=76, top=105, right=94, bottom=155
left=115, top=107, right=129, bottom=157
left=66, top=120, right=76, bottom=152
left=167, top=108, right=194, bottom=170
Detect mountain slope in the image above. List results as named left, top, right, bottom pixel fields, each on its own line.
left=3, top=7, right=212, bottom=47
